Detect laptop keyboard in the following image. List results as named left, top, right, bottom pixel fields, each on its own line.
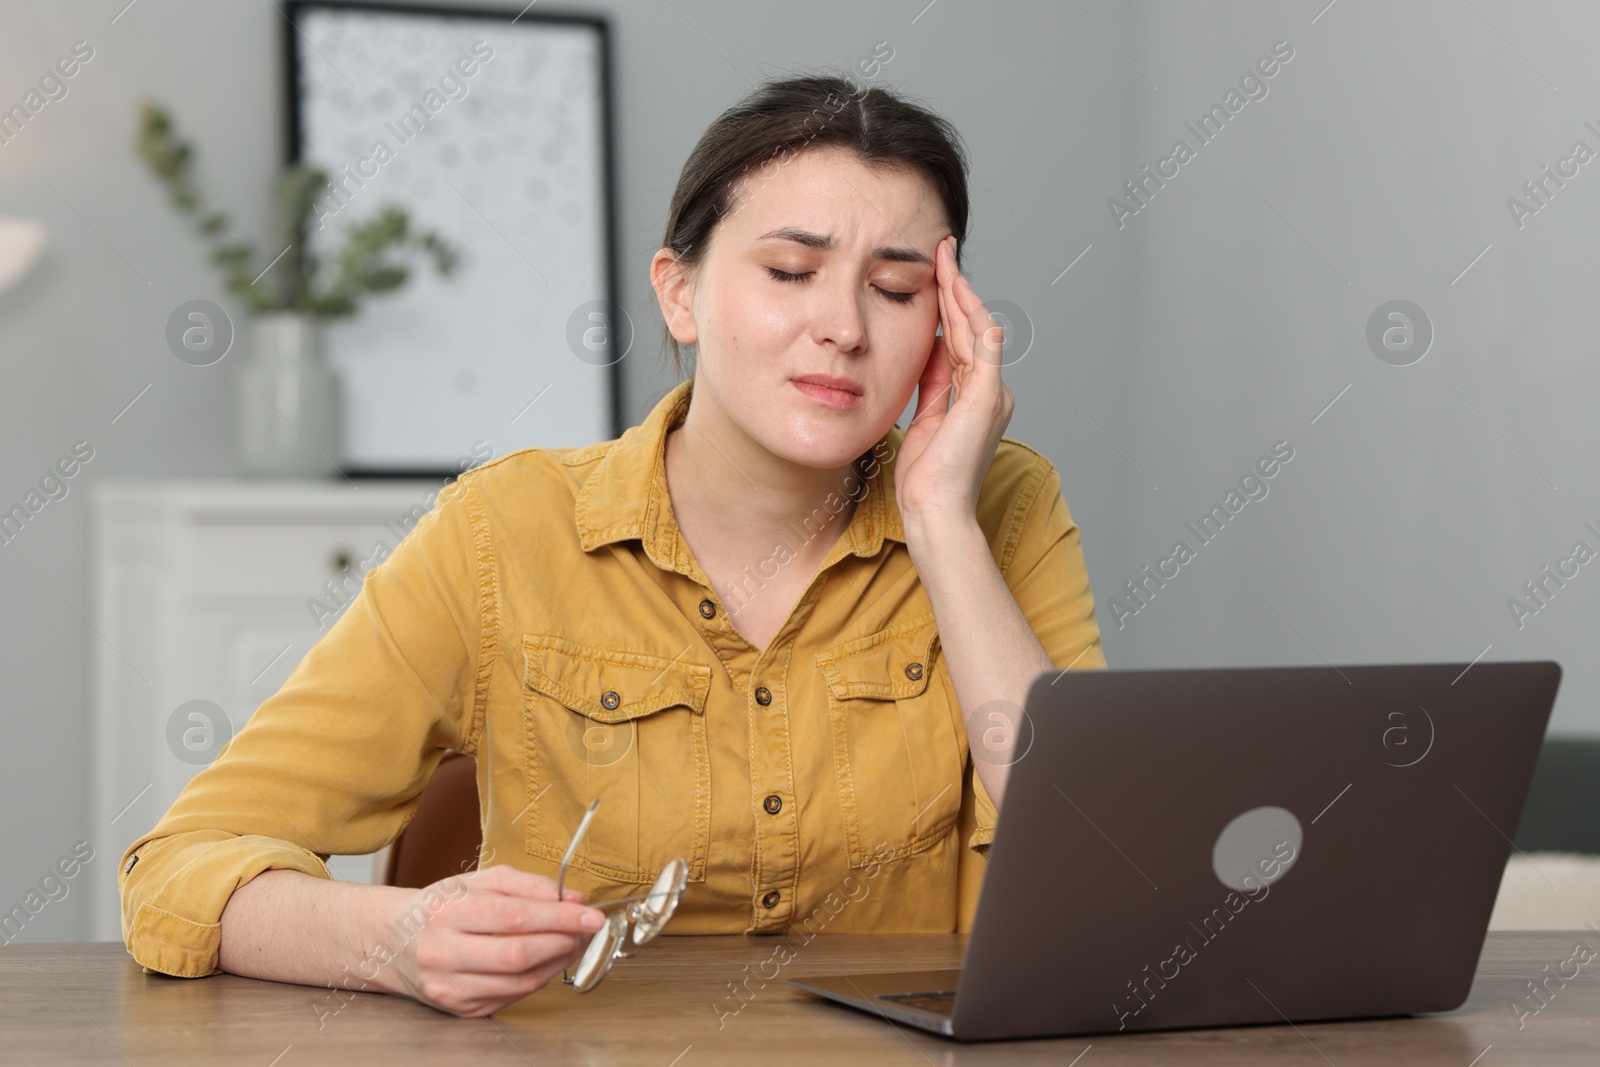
left=880, top=991, right=957, bottom=1015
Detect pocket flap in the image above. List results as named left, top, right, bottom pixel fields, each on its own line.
left=816, top=617, right=940, bottom=701
left=523, top=634, right=711, bottom=723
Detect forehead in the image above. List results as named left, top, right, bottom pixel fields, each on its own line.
left=722, top=145, right=947, bottom=245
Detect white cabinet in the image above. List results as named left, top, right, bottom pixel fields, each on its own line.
left=88, top=478, right=444, bottom=941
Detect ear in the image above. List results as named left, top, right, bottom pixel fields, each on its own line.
left=650, top=248, right=698, bottom=346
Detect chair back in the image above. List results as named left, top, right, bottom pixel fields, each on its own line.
left=375, top=750, right=482, bottom=888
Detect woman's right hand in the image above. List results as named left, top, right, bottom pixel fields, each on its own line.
left=381, top=863, right=607, bottom=1017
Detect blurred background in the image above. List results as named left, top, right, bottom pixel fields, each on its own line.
left=2, top=0, right=1597, bottom=942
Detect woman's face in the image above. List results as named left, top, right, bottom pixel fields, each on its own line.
left=657, top=144, right=951, bottom=469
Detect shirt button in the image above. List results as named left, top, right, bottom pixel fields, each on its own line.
left=755, top=686, right=772, bottom=706
left=905, top=662, right=924, bottom=681
left=600, top=690, right=621, bottom=710
left=763, top=794, right=782, bottom=815
left=698, top=599, right=716, bottom=619
left=761, top=890, right=781, bottom=908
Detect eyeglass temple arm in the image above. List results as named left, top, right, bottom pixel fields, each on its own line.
left=556, top=797, right=600, bottom=901
left=587, top=888, right=683, bottom=911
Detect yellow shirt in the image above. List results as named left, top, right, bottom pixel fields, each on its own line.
left=118, top=378, right=1107, bottom=978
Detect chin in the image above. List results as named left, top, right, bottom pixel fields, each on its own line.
left=759, top=412, right=889, bottom=470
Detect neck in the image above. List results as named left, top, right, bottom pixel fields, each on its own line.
left=664, top=383, right=864, bottom=562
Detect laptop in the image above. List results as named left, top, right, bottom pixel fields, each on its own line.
left=790, top=660, right=1562, bottom=1041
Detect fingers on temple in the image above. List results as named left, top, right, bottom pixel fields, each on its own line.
left=472, top=864, right=561, bottom=900
left=458, top=929, right=585, bottom=976
left=454, top=894, right=600, bottom=936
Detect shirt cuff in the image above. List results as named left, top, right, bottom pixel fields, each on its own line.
left=120, top=833, right=331, bottom=978
left=967, top=762, right=999, bottom=855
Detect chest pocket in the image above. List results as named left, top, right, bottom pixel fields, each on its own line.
left=522, top=634, right=712, bottom=883
left=818, top=616, right=964, bottom=870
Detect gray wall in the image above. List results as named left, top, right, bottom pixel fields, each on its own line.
left=1111, top=1, right=1600, bottom=699
left=1, top=0, right=1594, bottom=942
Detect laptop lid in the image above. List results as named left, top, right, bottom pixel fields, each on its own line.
left=949, top=660, right=1561, bottom=1041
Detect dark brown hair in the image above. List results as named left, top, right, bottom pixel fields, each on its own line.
left=658, top=73, right=971, bottom=375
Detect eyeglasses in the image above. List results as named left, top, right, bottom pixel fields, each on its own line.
left=557, top=798, right=688, bottom=993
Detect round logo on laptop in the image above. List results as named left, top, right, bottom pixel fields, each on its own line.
left=1211, top=805, right=1302, bottom=893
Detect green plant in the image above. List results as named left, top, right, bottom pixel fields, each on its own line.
left=135, top=99, right=459, bottom=317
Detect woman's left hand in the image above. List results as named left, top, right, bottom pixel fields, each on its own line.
left=893, top=235, right=1015, bottom=528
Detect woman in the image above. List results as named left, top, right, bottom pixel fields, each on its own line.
left=118, top=74, right=1105, bottom=1017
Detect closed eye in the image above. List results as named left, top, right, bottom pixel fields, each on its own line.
left=765, top=267, right=916, bottom=306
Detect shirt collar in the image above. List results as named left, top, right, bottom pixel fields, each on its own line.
left=574, top=378, right=907, bottom=575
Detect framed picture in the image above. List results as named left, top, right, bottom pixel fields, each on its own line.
left=284, top=1, right=621, bottom=476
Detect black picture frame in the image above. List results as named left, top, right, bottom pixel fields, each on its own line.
left=283, top=0, right=624, bottom=479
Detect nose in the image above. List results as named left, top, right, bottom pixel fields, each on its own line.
left=807, top=275, right=867, bottom=355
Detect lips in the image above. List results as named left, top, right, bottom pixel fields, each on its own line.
left=790, top=373, right=864, bottom=410
left=791, top=373, right=863, bottom=395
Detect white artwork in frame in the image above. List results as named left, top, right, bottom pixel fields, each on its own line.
left=289, top=1, right=620, bottom=474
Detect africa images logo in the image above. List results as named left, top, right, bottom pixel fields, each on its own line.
left=1107, top=40, right=1295, bottom=230
left=1112, top=805, right=1302, bottom=1031
left=1104, top=441, right=1294, bottom=630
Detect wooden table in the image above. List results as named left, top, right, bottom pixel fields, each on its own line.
left=3, top=932, right=1596, bottom=1065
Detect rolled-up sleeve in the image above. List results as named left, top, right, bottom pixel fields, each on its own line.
left=118, top=477, right=491, bottom=977
left=966, top=447, right=1107, bottom=854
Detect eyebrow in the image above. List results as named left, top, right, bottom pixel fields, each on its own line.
left=756, top=227, right=934, bottom=268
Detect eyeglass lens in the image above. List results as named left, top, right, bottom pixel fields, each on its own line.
left=571, top=910, right=629, bottom=993
left=631, top=857, right=688, bottom=945
left=557, top=799, right=689, bottom=993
